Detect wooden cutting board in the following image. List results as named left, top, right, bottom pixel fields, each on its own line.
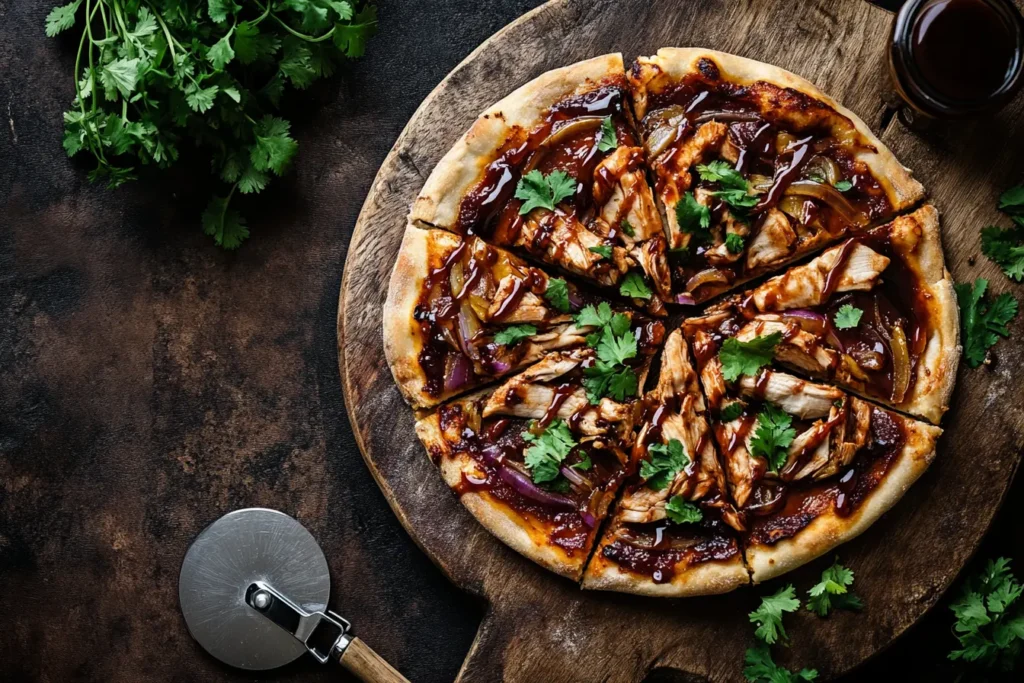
left=338, top=0, right=1024, bottom=680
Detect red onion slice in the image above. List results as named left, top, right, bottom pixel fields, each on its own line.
left=444, top=355, right=473, bottom=392
left=674, top=293, right=696, bottom=305
left=497, top=467, right=576, bottom=510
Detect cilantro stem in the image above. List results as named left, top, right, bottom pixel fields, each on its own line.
left=251, top=0, right=337, bottom=43
left=143, top=0, right=180, bottom=62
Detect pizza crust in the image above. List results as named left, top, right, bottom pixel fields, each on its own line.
left=630, top=48, right=925, bottom=211
left=581, top=541, right=750, bottom=597
left=885, top=205, right=960, bottom=424
left=410, top=53, right=626, bottom=230
left=746, top=417, right=942, bottom=583
left=415, top=400, right=590, bottom=580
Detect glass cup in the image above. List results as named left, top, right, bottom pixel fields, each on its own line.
left=889, top=0, right=1024, bottom=118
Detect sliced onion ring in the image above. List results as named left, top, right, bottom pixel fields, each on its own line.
left=674, top=293, right=696, bottom=305
left=685, top=268, right=730, bottom=293
left=783, top=181, right=869, bottom=228
left=541, top=117, right=604, bottom=148
left=890, top=324, right=911, bottom=404
left=479, top=444, right=577, bottom=510
left=444, top=354, right=473, bottom=392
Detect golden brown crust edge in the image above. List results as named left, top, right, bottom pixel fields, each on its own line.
left=747, top=418, right=942, bottom=583
left=582, top=547, right=749, bottom=597
left=414, top=405, right=588, bottom=580
left=383, top=225, right=464, bottom=408
left=633, top=48, right=925, bottom=212
left=410, top=53, right=626, bottom=230
left=888, top=205, right=960, bottom=424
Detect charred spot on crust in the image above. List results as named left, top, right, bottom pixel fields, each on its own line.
left=697, top=57, right=720, bottom=82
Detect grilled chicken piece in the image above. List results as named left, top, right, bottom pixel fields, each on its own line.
left=736, top=371, right=843, bottom=419
left=746, top=209, right=796, bottom=270
left=720, top=415, right=759, bottom=508
left=750, top=241, right=891, bottom=312
left=658, top=122, right=728, bottom=249
left=735, top=317, right=839, bottom=376
left=631, top=236, right=672, bottom=299
left=692, top=330, right=728, bottom=408
left=481, top=350, right=629, bottom=437
left=656, top=326, right=704, bottom=409
left=595, top=147, right=664, bottom=243
left=487, top=273, right=570, bottom=323
left=812, top=397, right=872, bottom=480
left=518, top=211, right=615, bottom=284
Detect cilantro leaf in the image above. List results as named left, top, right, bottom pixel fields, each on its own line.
left=697, top=160, right=747, bottom=190
left=597, top=116, right=618, bottom=152
left=583, top=363, right=637, bottom=404
left=720, top=401, right=744, bottom=422
left=332, top=4, right=378, bottom=58
left=207, top=0, right=240, bottom=24
left=718, top=333, right=782, bottom=382
left=515, top=169, right=576, bottom=214
left=494, top=324, right=537, bottom=347
left=744, top=644, right=818, bottom=683
left=208, top=33, right=236, bottom=70
left=726, top=232, right=745, bottom=254
left=712, top=188, right=759, bottom=211
left=749, top=403, right=796, bottom=472
left=833, top=179, right=853, bottom=192
left=676, top=191, right=711, bottom=240
left=619, top=272, right=652, bottom=300
left=833, top=304, right=863, bottom=330
left=544, top=277, right=571, bottom=313
left=574, top=304, right=638, bottom=403
left=595, top=324, right=637, bottom=366
left=572, top=453, right=592, bottom=470
left=100, top=58, right=141, bottom=99
left=640, top=439, right=688, bottom=490
left=955, top=278, right=1018, bottom=368
left=981, top=225, right=1024, bottom=282
left=251, top=116, right=298, bottom=175
left=522, top=420, right=577, bottom=484
left=184, top=82, right=219, bottom=113
left=589, top=245, right=613, bottom=259
left=807, top=558, right=862, bottom=617
left=949, top=556, right=1024, bottom=670
left=574, top=302, right=615, bottom=330
left=998, top=185, right=1024, bottom=212
left=45, top=0, right=81, bottom=37
left=620, top=219, right=635, bottom=237
left=750, top=585, right=801, bottom=645
left=202, top=194, right=250, bottom=249
left=665, top=495, right=703, bottom=524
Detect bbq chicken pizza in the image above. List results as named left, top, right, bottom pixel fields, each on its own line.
left=384, top=49, right=961, bottom=595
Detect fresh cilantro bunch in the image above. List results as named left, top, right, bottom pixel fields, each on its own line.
left=955, top=278, right=1018, bottom=368
left=981, top=185, right=1024, bottom=281
left=640, top=438, right=688, bottom=490
left=46, top=0, right=377, bottom=248
left=806, top=559, right=862, bottom=617
left=522, top=419, right=577, bottom=484
left=949, top=557, right=1024, bottom=671
left=745, top=585, right=815, bottom=683
left=573, top=303, right=639, bottom=403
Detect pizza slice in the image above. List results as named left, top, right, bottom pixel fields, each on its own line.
left=627, top=48, right=925, bottom=303
left=410, top=54, right=672, bottom=313
left=582, top=330, right=748, bottom=596
left=688, top=205, right=958, bottom=424
left=385, top=225, right=664, bottom=408
left=415, top=342, right=660, bottom=579
left=683, top=320, right=941, bottom=582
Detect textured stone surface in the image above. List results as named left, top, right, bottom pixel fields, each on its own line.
left=1, top=0, right=1022, bottom=681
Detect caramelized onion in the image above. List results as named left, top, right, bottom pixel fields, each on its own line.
left=644, top=106, right=687, bottom=159
left=890, top=324, right=911, bottom=404
left=693, top=110, right=762, bottom=123
left=444, top=354, right=473, bottom=392
left=802, top=155, right=842, bottom=186
left=782, top=181, right=869, bottom=228
left=541, top=116, right=604, bottom=148
left=675, top=293, right=696, bottom=306
left=479, top=444, right=577, bottom=510
left=685, top=268, right=730, bottom=293
left=457, top=302, right=482, bottom=360
left=745, top=480, right=787, bottom=517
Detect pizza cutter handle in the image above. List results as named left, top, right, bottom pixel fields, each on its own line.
left=337, top=636, right=410, bottom=683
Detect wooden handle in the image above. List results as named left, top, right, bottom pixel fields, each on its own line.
left=338, top=637, right=409, bottom=683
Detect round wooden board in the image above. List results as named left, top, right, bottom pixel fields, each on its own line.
left=339, top=0, right=1024, bottom=680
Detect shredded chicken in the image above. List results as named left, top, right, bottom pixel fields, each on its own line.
left=517, top=211, right=616, bottom=284
left=812, top=397, right=872, bottom=480
left=750, top=241, right=891, bottom=312
left=720, top=415, right=759, bottom=508
left=486, top=279, right=558, bottom=323
left=746, top=208, right=796, bottom=270
left=660, top=122, right=728, bottom=249
left=631, top=236, right=673, bottom=299
left=736, top=371, right=843, bottom=419
left=735, top=317, right=839, bottom=377
left=595, top=147, right=664, bottom=242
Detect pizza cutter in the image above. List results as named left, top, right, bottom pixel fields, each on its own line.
left=178, top=508, right=408, bottom=682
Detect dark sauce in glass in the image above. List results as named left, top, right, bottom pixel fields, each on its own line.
left=891, top=0, right=1024, bottom=118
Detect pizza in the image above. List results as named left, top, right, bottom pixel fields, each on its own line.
left=385, top=49, right=960, bottom=595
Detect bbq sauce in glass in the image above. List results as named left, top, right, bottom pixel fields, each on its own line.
left=890, top=0, right=1024, bottom=118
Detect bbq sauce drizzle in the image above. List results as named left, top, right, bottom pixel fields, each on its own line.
left=641, top=60, right=894, bottom=300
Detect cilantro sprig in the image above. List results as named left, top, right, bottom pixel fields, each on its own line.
left=522, top=419, right=577, bottom=484
left=981, top=185, right=1024, bottom=281
left=515, top=169, right=575, bottom=214
left=697, top=160, right=758, bottom=214
left=675, top=191, right=711, bottom=241
left=718, top=332, right=782, bottom=382
left=749, top=585, right=801, bottom=645
left=573, top=303, right=639, bottom=403
left=949, top=557, right=1024, bottom=671
left=544, top=277, right=571, bottom=313
left=833, top=304, right=863, bottom=330
left=665, top=495, right=703, bottom=524
left=619, top=272, right=653, bottom=300
left=597, top=116, right=617, bottom=153
left=47, top=0, right=377, bottom=248
left=749, top=403, right=796, bottom=472
left=640, top=438, right=689, bottom=490
left=494, top=324, right=536, bottom=347
left=806, top=559, right=863, bottom=616
left=955, top=278, right=1018, bottom=368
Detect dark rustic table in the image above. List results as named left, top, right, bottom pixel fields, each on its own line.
left=1, top=1, right=1021, bottom=681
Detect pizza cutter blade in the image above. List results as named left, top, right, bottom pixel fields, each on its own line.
left=178, top=508, right=408, bottom=682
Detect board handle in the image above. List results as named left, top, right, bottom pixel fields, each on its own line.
left=338, top=636, right=409, bottom=683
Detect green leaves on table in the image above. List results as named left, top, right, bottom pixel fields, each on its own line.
left=949, top=557, right=1024, bottom=672
left=46, top=0, right=378, bottom=248
left=956, top=278, right=1018, bottom=368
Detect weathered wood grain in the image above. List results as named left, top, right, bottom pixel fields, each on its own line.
left=339, top=0, right=1024, bottom=681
